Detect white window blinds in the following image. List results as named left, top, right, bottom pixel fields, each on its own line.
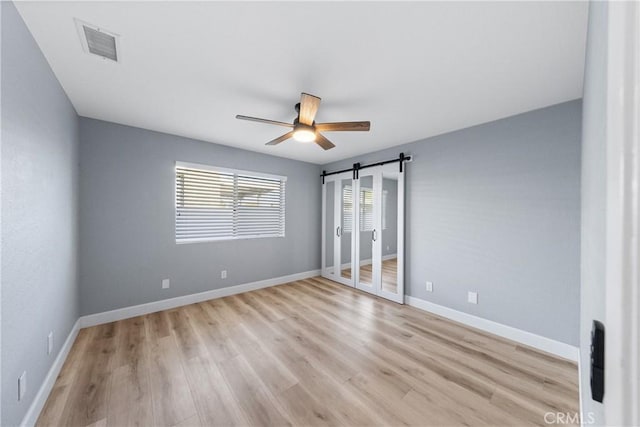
left=176, top=162, right=286, bottom=243
left=360, top=188, right=374, bottom=231
left=342, top=185, right=353, bottom=232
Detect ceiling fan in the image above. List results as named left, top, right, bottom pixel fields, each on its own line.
left=236, top=93, right=371, bottom=150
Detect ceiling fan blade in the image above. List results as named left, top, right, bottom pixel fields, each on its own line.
left=315, top=133, right=335, bottom=150
left=236, top=115, right=293, bottom=128
left=315, top=121, right=371, bottom=132
left=299, top=93, right=321, bottom=125
left=265, top=131, right=295, bottom=146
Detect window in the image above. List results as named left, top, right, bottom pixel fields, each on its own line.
left=176, top=162, right=286, bottom=243
left=342, top=185, right=387, bottom=232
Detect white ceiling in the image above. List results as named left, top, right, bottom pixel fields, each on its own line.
left=15, top=1, right=588, bottom=164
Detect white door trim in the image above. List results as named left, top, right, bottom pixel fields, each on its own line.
left=321, top=178, right=327, bottom=277
left=604, top=2, right=640, bottom=425
left=333, top=175, right=341, bottom=282
left=397, top=167, right=405, bottom=302
left=372, top=169, right=382, bottom=294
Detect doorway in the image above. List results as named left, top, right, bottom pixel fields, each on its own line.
left=322, top=162, right=405, bottom=303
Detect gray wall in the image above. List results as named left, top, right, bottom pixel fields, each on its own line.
left=579, top=1, right=607, bottom=423
left=1, top=2, right=79, bottom=425
left=323, top=100, right=582, bottom=346
left=79, top=118, right=321, bottom=315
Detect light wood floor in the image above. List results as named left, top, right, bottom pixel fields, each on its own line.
left=37, top=277, right=579, bottom=427
left=342, top=258, right=398, bottom=293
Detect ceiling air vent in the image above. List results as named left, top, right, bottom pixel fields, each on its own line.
left=75, top=19, right=120, bottom=62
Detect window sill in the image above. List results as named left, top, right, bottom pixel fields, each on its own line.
left=176, top=234, right=285, bottom=245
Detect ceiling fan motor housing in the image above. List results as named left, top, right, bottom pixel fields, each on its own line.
left=294, top=123, right=315, bottom=133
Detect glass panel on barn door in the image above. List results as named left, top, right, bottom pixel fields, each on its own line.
left=324, top=180, right=335, bottom=277
left=380, top=175, right=399, bottom=295
left=358, top=175, right=374, bottom=287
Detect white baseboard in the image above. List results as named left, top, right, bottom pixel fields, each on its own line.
left=20, top=319, right=81, bottom=427
left=405, top=296, right=579, bottom=362
left=79, top=269, right=320, bottom=328
left=577, top=350, right=584, bottom=425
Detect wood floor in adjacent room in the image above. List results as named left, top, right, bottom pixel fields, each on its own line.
left=37, top=277, right=579, bottom=427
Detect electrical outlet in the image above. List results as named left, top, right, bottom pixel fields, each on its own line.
left=386, top=245, right=390, bottom=251
left=221, top=270, right=227, bottom=279
left=162, top=279, right=170, bottom=289
left=426, top=281, right=433, bottom=292
left=18, top=371, right=26, bottom=401
left=48, top=332, right=53, bottom=355
left=468, top=291, right=478, bottom=304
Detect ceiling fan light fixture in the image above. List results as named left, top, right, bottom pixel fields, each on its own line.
left=292, top=127, right=316, bottom=142
left=236, top=92, right=369, bottom=150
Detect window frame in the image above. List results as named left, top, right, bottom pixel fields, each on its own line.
left=175, top=161, right=287, bottom=244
